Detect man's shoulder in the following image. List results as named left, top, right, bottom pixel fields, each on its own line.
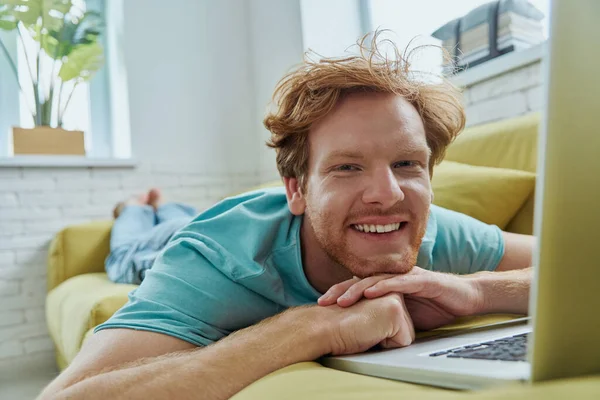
left=193, top=186, right=289, bottom=223
left=429, top=203, right=468, bottom=219
left=170, top=186, right=300, bottom=276
left=429, top=204, right=490, bottom=228
left=423, top=204, right=504, bottom=274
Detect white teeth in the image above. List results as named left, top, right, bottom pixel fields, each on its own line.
left=353, top=223, right=404, bottom=234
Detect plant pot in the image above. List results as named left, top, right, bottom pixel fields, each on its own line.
left=12, top=126, right=85, bottom=156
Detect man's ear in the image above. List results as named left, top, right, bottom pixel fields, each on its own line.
left=283, top=177, right=306, bottom=216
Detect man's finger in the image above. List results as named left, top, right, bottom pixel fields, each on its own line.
left=363, top=275, right=430, bottom=298
left=336, top=275, right=392, bottom=307
left=379, top=295, right=415, bottom=348
left=318, top=277, right=360, bottom=306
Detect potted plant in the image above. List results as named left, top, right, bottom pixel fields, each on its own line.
left=0, top=0, right=104, bottom=155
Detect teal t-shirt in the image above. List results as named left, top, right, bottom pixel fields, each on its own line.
left=95, top=187, right=504, bottom=346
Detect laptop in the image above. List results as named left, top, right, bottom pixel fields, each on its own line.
left=321, top=0, right=600, bottom=390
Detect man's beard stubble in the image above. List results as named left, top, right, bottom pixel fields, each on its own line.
left=305, top=202, right=428, bottom=279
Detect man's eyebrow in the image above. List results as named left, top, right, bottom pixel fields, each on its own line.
left=322, top=146, right=431, bottom=165
left=322, top=150, right=365, bottom=163
left=395, top=143, right=432, bottom=157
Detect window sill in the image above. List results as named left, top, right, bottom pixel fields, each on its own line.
left=0, top=156, right=137, bottom=168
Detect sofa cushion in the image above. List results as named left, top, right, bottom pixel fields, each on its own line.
left=46, top=273, right=136, bottom=366
left=445, top=112, right=540, bottom=173
left=233, top=362, right=600, bottom=400
left=432, top=161, right=536, bottom=229
left=233, top=362, right=453, bottom=400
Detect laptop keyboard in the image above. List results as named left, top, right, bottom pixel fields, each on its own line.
left=429, top=333, right=529, bottom=362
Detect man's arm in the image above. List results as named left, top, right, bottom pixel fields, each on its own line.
left=468, top=232, right=534, bottom=314
left=469, top=267, right=532, bottom=314
left=466, top=231, right=534, bottom=314
left=495, top=232, right=535, bottom=272
left=40, top=294, right=414, bottom=400
left=39, top=329, right=196, bottom=399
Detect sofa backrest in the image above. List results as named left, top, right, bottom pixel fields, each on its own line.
left=445, top=113, right=540, bottom=173
left=445, top=112, right=540, bottom=235
left=48, top=220, right=113, bottom=291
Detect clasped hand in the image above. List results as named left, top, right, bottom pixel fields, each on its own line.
left=319, top=267, right=483, bottom=331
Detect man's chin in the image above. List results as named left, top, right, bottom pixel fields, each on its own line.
left=345, top=256, right=416, bottom=278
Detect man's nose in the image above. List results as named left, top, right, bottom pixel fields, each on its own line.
left=362, top=167, right=405, bottom=207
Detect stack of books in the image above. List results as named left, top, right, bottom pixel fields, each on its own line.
left=432, top=0, right=545, bottom=72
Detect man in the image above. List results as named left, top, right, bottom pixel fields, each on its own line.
left=39, top=35, right=533, bottom=399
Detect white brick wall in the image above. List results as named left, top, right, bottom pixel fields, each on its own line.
left=0, top=310, right=25, bottom=327
left=462, top=61, right=543, bottom=126
left=0, top=164, right=261, bottom=366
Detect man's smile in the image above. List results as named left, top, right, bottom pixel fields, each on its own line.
left=352, top=221, right=408, bottom=233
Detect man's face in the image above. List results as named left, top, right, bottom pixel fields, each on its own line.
left=287, top=93, right=432, bottom=278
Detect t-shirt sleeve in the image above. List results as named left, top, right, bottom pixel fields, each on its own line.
left=430, top=207, right=505, bottom=275
left=95, top=231, right=280, bottom=347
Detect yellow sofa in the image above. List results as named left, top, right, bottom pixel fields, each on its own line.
left=46, top=112, right=600, bottom=398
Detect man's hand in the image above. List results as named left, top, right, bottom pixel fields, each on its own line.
left=318, top=267, right=484, bottom=331
left=314, top=293, right=415, bottom=355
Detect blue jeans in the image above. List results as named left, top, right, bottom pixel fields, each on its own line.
left=106, top=203, right=197, bottom=284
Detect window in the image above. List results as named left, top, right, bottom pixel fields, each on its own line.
left=0, top=0, right=127, bottom=159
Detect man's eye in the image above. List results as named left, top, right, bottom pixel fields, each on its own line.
left=393, top=161, right=419, bottom=168
left=335, top=164, right=359, bottom=172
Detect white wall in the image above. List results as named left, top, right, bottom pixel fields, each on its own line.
left=300, top=0, right=363, bottom=58
left=247, top=0, right=305, bottom=181
left=123, top=0, right=257, bottom=176
left=0, top=0, right=305, bottom=373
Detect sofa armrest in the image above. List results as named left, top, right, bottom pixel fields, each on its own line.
left=47, top=220, right=113, bottom=291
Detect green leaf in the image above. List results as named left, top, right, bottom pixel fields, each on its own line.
left=3, top=0, right=40, bottom=26
left=71, top=11, right=102, bottom=45
left=58, top=42, right=103, bottom=82
left=0, top=2, right=24, bottom=30
left=41, top=0, right=72, bottom=32
left=5, top=0, right=73, bottom=32
left=0, top=20, right=18, bottom=30
left=44, top=10, right=102, bottom=59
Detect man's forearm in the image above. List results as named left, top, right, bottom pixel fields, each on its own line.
left=49, top=307, right=328, bottom=400
left=471, top=267, right=533, bottom=315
